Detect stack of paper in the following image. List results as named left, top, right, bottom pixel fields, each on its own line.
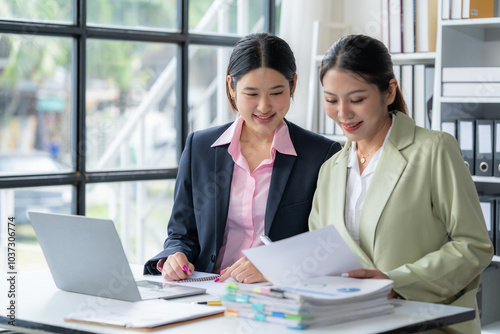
left=222, top=276, right=394, bottom=329
left=224, top=226, right=395, bottom=328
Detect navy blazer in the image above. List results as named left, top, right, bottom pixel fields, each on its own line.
left=144, top=119, right=341, bottom=274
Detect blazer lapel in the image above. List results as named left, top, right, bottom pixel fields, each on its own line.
left=330, top=142, right=376, bottom=269
left=359, top=113, right=414, bottom=256
left=330, top=143, right=349, bottom=235
left=214, top=145, right=234, bottom=250
left=265, top=152, right=296, bottom=234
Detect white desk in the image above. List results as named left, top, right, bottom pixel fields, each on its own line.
left=1, top=267, right=475, bottom=334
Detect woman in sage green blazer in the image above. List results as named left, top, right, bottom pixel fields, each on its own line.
left=309, top=35, right=493, bottom=334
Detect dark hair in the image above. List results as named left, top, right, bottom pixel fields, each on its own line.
left=226, top=33, right=297, bottom=111
left=319, top=34, right=407, bottom=115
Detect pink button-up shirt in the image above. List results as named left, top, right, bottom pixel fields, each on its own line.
left=211, top=117, right=296, bottom=273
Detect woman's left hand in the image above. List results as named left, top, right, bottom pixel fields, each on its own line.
left=344, top=269, right=398, bottom=299
left=217, top=257, right=267, bottom=284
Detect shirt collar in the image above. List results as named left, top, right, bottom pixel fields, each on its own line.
left=211, top=117, right=297, bottom=156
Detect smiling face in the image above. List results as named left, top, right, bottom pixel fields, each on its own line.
left=228, top=67, right=296, bottom=140
left=322, top=68, right=396, bottom=148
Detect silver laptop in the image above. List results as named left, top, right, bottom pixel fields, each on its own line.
left=28, top=211, right=205, bottom=302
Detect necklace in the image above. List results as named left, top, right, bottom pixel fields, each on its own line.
left=357, top=117, right=391, bottom=164
left=357, top=145, right=380, bottom=164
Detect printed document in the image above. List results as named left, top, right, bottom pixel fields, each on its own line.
left=242, top=225, right=362, bottom=286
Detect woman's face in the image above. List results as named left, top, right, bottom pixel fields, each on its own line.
left=228, top=67, right=296, bottom=138
left=321, top=68, right=396, bottom=145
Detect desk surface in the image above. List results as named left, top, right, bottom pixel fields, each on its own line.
left=1, top=267, right=475, bottom=334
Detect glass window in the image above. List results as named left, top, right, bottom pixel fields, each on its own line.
left=189, top=0, right=266, bottom=35
left=0, top=185, right=73, bottom=270
left=86, top=180, right=175, bottom=265
left=0, top=34, right=73, bottom=175
left=0, top=0, right=72, bottom=23
left=0, top=0, right=275, bottom=271
left=188, top=45, right=235, bottom=132
left=86, top=40, right=177, bottom=171
left=275, top=0, right=283, bottom=35
left=87, top=0, right=177, bottom=31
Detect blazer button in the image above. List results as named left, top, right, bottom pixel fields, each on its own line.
left=211, top=255, right=216, bottom=263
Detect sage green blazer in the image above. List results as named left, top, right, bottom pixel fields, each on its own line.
left=309, top=111, right=494, bottom=333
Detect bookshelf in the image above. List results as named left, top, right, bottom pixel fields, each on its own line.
left=378, top=0, right=438, bottom=129
left=431, top=0, right=500, bottom=331
left=432, top=5, right=500, bottom=188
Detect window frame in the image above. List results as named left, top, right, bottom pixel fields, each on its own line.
left=0, top=0, right=276, bottom=215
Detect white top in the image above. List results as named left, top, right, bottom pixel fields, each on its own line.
left=345, top=114, right=395, bottom=244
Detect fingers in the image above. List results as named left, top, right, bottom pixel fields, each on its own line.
left=343, top=269, right=374, bottom=278
left=217, top=258, right=267, bottom=284
left=161, top=252, right=193, bottom=281
left=343, top=269, right=389, bottom=280
left=217, top=267, right=232, bottom=283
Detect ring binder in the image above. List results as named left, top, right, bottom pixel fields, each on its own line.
left=479, top=162, right=489, bottom=173
left=479, top=196, right=495, bottom=246
left=476, top=120, right=494, bottom=177
left=494, top=121, right=500, bottom=177
left=457, top=120, right=475, bottom=175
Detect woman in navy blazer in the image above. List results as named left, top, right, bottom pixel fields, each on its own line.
left=144, top=33, right=341, bottom=283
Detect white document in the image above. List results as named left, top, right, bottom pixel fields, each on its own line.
left=280, top=276, right=393, bottom=303
left=65, top=299, right=224, bottom=329
left=242, top=225, right=362, bottom=287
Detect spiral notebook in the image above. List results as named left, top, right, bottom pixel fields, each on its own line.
left=175, top=271, right=221, bottom=283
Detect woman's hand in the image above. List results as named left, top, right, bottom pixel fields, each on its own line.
left=217, top=257, right=267, bottom=284
left=343, top=268, right=398, bottom=299
left=344, top=268, right=389, bottom=280
left=160, top=252, right=194, bottom=281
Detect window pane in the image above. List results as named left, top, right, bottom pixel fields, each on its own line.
left=87, top=0, right=177, bottom=31
left=0, top=0, right=72, bottom=23
left=0, top=185, right=73, bottom=270
left=86, top=40, right=177, bottom=171
left=0, top=34, right=73, bottom=176
left=275, top=0, right=283, bottom=36
left=188, top=45, right=235, bottom=132
left=189, top=0, right=266, bottom=35
left=86, top=180, right=175, bottom=265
